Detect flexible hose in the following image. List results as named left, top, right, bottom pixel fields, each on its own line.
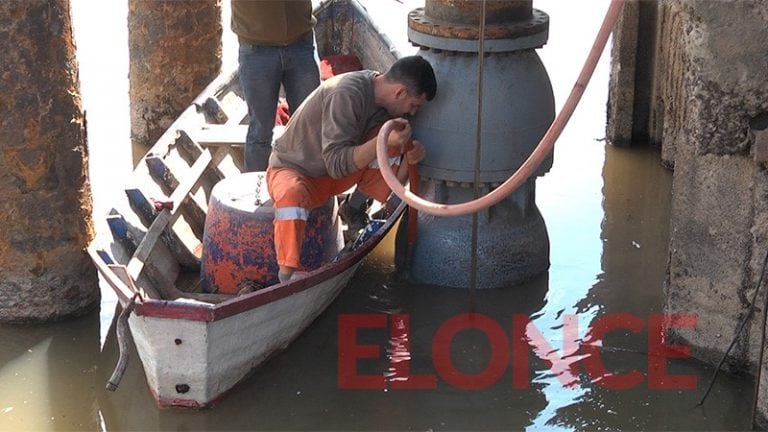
left=376, top=0, right=625, bottom=216
left=106, top=294, right=139, bottom=391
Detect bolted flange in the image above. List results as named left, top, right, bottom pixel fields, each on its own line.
left=408, top=0, right=549, bottom=53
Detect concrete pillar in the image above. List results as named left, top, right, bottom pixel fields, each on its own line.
left=0, top=0, right=99, bottom=322
left=606, top=0, right=638, bottom=147
left=610, top=0, right=768, bottom=423
left=607, top=0, right=690, bottom=167
left=128, top=0, right=222, bottom=164
left=655, top=0, right=768, bottom=426
left=606, top=0, right=660, bottom=149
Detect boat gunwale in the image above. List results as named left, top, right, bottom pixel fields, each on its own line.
left=90, top=201, right=406, bottom=323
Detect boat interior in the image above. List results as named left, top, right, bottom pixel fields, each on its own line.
left=89, top=0, right=401, bottom=304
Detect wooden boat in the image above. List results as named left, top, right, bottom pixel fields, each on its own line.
left=87, top=0, right=408, bottom=408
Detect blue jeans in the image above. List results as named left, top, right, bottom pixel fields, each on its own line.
left=238, top=32, right=320, bottom=172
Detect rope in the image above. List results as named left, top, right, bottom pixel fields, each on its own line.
left=376, top=0, right=625, bottom=216
left=469, top=0, right=488, bottom=296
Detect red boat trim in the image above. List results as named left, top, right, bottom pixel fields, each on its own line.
left=149, top=370, right=248, bottom=409
left=93, top=202, right=406, bottom=323
left=150, top=384, right=208, bottom=409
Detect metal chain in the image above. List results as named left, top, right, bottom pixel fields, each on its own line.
left=254, top=173, right=263, bottom=207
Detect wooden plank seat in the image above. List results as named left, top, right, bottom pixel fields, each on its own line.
left=189, top=124, right=286, bottom=147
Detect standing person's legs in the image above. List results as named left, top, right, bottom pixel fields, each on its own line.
left=281, top=32, right=320, bottom=114
left=239, top=43, right=281, bottom=172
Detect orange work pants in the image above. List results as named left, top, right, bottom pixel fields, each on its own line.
left=266, top=164, right=397, bottom=269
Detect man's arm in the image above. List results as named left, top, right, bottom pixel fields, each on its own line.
left=396, top=140, right=425, bottom=183
left=357, top=136, right=424, bottom=185
left=351, top=136, right=408, bottom=183
left=352, top=119, right=412, bottom=170
left=351, top=136, right=379, bottom=170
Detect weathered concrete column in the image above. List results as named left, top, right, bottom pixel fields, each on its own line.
left=649, top=1, right=688, bottom=169
left=650, top=0, right=768, bottom=426
left=610, top=0, right=768, bottom=424
left=605, top=0, right=638, bottom=147
left=128, top=0, right=222, bottom=164
left=606, top=0, right=662, bottom=150
left=607, top=0, right=689, bottom=168
left=0, top=0, right=99, bottom=322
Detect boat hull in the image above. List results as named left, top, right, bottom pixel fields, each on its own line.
left=89, top=0, right=408, bottom=408
left=129, top=263, right=359, bottom=408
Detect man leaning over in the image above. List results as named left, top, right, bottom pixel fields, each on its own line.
left=266, top=56, right=437, bottom=283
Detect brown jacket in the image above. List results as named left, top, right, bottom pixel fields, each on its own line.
left=270, top=70, right=391, bottom=178
left=231, top=0, right=315, bottom=45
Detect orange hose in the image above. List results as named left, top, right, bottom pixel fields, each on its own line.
left=376, top=0, right=624, bottom=217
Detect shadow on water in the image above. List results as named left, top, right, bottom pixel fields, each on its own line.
left=0, top=312, right=101, bottom=431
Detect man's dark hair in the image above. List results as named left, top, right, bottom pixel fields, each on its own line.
left=384, top=56, right=437, bottom=101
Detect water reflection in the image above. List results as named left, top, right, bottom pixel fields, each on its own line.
left=95, top=261, right=551, bottom=430
left=0, top=0, right=755, bottom=430
left=0, top=312, right=101, bottom=431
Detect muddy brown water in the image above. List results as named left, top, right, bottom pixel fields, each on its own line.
left=0, top=0, right=754, bottom=430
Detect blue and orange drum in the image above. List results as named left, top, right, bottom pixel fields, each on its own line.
left=200, top=172, right=335, bottom=294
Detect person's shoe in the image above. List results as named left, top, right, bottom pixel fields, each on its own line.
left=236, top=280, right=264, bottom=296
left=278, top=270, right=310, bottom=284
left=339, top=197, right=371, bottom=234
left=371, top=193, right=402, bottom=220
left=289, top=271, right=310, bottom=281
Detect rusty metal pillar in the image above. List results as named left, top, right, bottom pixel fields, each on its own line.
left=128, top=0, right=222, bottom=164
left=0, top=0, right=99, bottom=322
left=423, top=0, right=532, bottom=26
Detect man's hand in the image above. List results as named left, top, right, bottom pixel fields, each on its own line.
left=387, top=118, right=412, bottom=151
left=354, top=118, right=417, bottom=172
left=405, top=140, right=425, bottom=165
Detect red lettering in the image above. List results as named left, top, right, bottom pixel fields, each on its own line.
left=647, top=314, right=697, bottom=389
left=388, top=314, right=437, bottom=389
left=581, top=313, right=644, bottom=390
left=337, top=314, right=387, bottom=389
left=337, top=312, right=698, bottom=393
left=522, top=314, right=581, bottom=388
